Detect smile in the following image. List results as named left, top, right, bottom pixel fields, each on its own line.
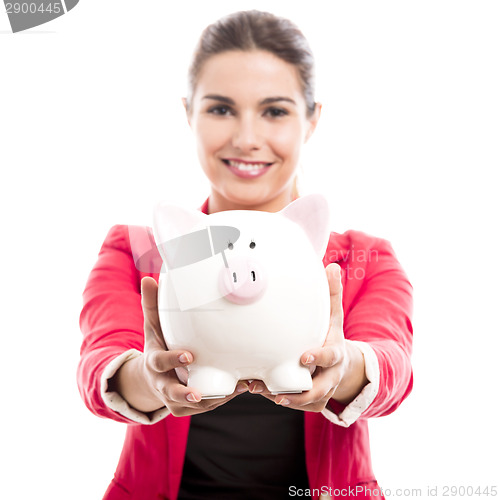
left=222, top=159, right=274, bottom=179
left=223, top=159, right=273, bottom=171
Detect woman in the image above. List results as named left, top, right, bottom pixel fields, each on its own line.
left=78, top=10, right=413, bottom=499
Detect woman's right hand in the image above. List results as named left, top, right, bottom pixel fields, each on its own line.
left=110, top=276, right=248, bottom=417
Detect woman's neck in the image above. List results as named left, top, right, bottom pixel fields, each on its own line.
left=207, top=189, right=295, bottom=214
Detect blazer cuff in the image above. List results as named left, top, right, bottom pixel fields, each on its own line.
left=101, top=349, right=171, bottom=425
left=321, top=340, right=380, bottom=427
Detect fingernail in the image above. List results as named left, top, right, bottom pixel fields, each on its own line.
left=305, top=355, right=315, bottom=364
left=186, top=393, right=199, bottom=402
left=236, top=383, right=248, bottom=393
left=278, top=397, right=290, bottom=406
left=179, top=353, right=189, bottom=364
left=250, top=384, right=263, bottom=394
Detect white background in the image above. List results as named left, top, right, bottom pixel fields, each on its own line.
left=1, top=1, right=498, bottom=498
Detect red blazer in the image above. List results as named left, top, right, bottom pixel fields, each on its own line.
left=78, top=216, right=413, bottom=500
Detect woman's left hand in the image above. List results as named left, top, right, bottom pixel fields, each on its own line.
left=248, top=263, right=368, bottom=412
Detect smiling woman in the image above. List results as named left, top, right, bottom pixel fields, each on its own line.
left=77, top=9, right=413, bottom=500
left=184, top=49, right=321, bottom=213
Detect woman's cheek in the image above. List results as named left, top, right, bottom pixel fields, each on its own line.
left=269, top=122, right=305, bottom=160
left=197, top=119, right=231, bottom=154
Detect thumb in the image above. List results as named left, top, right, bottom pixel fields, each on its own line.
left=325, top=263, right=342, bottom=298
left=141, top=276, right=167, bottom=350
left=325, top=263, right=344, bottom=343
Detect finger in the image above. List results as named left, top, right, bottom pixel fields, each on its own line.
left=173, top=391, right=242, bottom=417
left=169, top=379, right=203, bottom=405
left=326, top=262, right=342, bottom=297
left=325, top=263, right=344, bottom=340
left=301, top=344, right=344, bottom=369
left=247, top=380, right=270, bottom=395
left=273, top=369, right=339, bottom=409
left=175, top=366, right=189, bottom=385
left=141, top=277, right=167, bottom=349
left=169, top=381, right=245, bottom=415
left=146, top=348, right=193, bottom=374
left=152, top=376, right=203, bottom=415
left=141, top=276, right=162, bottom=334
left=201, top=383, right=248, bottom=408
left=141, top=276, right=160, bottom=317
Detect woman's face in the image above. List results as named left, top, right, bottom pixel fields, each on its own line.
left=185, top=50, right=321, bottom=212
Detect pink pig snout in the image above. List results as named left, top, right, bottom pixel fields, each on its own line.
left=218, top=255, right=267, bottom=305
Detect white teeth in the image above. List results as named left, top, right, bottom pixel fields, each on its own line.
left=226, top=160, right=269, bottom=171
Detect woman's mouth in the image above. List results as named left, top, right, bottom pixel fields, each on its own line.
left=222, top=159, right=274, bottom=179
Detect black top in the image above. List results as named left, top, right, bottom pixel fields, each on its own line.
left=177, top=392, right=310, bottom=499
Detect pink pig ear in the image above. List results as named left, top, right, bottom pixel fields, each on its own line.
left=153, top=202, right=207, bottom=262
left=279, top=194, right=330, bottom=257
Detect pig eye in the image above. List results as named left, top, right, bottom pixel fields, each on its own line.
left=228, top=242, right=234, bottom=250
left=249, top=241, right=256, bottom=249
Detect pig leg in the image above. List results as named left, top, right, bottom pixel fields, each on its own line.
left=188, top=366, right=238, bottom=399
left=265, top=361, right=314, bottom=395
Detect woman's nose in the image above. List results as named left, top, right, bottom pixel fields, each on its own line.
left=231, top=115, right=262, bottom=151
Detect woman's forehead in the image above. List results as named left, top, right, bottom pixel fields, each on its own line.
left=194, top=50, right=303, bottom=103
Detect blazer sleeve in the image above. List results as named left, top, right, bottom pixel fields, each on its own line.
left=322, top=231, right=413, bottom=425
left=77, top=224, right=157, bottom=424
left=348, top=233, right=413, bottom=419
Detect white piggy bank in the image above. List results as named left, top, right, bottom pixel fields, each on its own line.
left=152, top=194, right=331, bottom=399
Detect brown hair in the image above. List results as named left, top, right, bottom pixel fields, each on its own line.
left=185, top=10, right=317, bottom=118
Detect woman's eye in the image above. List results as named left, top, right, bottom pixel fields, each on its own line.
left=228, top=242, right=234, bottom=250
left=249, top=241, right=256, bottom=249
left=265, top=107, right=288, bottom=118
left=208, top=105, right=233, bottom=116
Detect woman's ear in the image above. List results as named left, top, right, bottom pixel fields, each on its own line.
left=304, top=102, right=322, bottom=143
left=181, top=97, right=191, bottom=127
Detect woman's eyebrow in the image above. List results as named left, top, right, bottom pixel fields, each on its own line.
left=202, top=94, right=235, bottom=105
left=202, top=94, right=296, bottom=106
left=259, top=96, right=296, bottom=106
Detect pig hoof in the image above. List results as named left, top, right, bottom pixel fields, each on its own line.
left=188, top=367, right=238, bottom=399
left=265, top=364, right=313, bottom=394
